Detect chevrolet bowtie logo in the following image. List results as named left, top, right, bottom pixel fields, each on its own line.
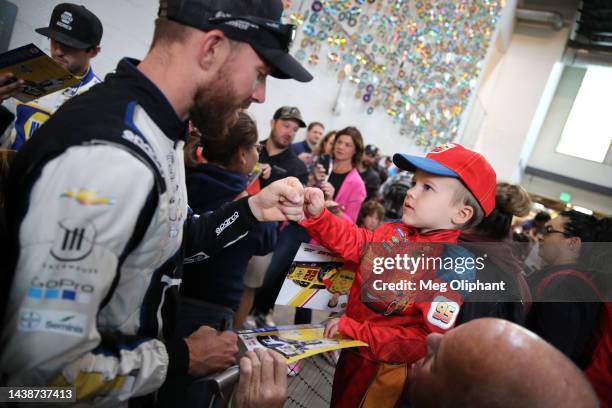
left=61, top=189, right=115, bottom=206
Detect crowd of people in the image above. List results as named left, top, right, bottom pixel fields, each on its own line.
left=0, top=1, right=610, bottom=408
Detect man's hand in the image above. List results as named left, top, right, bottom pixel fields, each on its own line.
left=297, top=152, right=312, bottom=165
left=233, top=349, right=287, bottom=408
left=0, top=73, right=23, bottom=102
left=248, top=177, right=304, bottom=222
left=304, top=187, right=325, bottom=218
left=324, top=317, right=341, bottom=338
left=260, top=163, right=271, bottom=180
left=184, top=326, right=239, bottom=376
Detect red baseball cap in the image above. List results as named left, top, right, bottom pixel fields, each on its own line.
left=393, top=143, right=497, bottom=216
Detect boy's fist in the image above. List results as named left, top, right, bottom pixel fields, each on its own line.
left=304, top=187, right=325, bottom=218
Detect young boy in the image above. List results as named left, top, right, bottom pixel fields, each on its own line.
left=300, top=143, right=496, bottom=408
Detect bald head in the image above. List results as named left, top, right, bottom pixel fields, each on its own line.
left=410, top=318, right=598, bottom=408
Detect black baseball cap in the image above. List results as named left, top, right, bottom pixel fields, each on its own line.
left=365, top=144, right=379, bottom=156
left=161, top=0, right=313, bottom=82
left=273, top=106, right=306, bottom=127
left=35, top=3, right=103, bottom=49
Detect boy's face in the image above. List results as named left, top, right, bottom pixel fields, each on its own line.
left=402, top=169, right=472, bottom=232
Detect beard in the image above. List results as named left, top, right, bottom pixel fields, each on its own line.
left=189, top=69, right=249, bottom=141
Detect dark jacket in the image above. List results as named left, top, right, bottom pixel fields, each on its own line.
left=358, top=166, right=381, bottom=201
left=182, top=163, right=277, bottom=310
left=456, top=236, right=531, bottom=326
left=259, top=140, right=308, bottom=188
left=291, top=140, right=311, bottom=156
left=526, top=263, right=603, bottom=368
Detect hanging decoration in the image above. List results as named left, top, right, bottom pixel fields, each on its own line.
left=289, top=0, right=502, bottom=147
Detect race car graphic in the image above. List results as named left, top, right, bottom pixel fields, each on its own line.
left=285, top=261, right=353, bottom=308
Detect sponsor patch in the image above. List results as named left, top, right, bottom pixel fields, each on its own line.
left=57, top=11, right=73, bottom=30
left=61, top=189, right=114, bottom=206
left=428, top=143, right=457, bottom=154
left=18, top=309, right=87, bottom=337
left=184, top=251, right=210, bottom=264
left=427, top=296, right=459, bottom=330
left=216, top=212, right=239, bottom=236
left=51, top=218, right=97, bottom=262
left=27, top=276, right=94, bottom=304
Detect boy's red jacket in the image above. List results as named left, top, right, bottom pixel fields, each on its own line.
left=300, top=209, right=464, bottom=407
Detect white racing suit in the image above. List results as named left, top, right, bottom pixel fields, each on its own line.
left=1, top=58, right=259, bottom=407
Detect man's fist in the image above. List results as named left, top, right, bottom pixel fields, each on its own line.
left=248, top=177, right=304, bottom=222
left=185, top=326, right=239, bottom=376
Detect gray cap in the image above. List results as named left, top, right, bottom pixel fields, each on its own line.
left=273, top=106, right=306, bottom=127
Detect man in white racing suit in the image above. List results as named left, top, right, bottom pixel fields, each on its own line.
left=0, top=0, right=313, bottom=406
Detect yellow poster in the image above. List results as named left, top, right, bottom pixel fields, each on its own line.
left=275, top=243, right=355, bottom=312
left=238, top=324, right=368, bottom=364
left=0, top=43, right=79, bottom=102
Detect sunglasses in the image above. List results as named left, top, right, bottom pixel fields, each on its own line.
left=207, top=15, right=296, bottom=52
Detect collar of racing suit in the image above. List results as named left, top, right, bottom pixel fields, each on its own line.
left=108, top=58, right=189, bottom=142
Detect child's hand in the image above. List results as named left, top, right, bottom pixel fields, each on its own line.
left=304, top=187, right=325, bottom=218
left=323, top=317, right=341, bottom=338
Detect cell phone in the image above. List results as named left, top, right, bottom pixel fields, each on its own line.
left=272, top=165, right=288, bottom=176
left=313, top=154, right=333, bottom=182
left=315, top=154, right=332, bottom=173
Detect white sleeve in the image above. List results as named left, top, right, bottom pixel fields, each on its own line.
left=0, top=144, right=170, bottom=406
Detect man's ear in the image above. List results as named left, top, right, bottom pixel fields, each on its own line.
left=452, top=204, right=474, bottom=227
left=88, top=45, right=101, bottom=58
left=567, top=236, right=582, bottom=253
left=197, top=29, right=231, bottom=73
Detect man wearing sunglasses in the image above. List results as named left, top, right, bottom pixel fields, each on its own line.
left=1, top=0, right=311, bottom=406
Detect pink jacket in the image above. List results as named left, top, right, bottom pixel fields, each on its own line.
left=335, top=168, right=366, bottom=223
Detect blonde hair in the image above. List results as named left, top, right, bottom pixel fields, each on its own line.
left=452, top=183, right=484, bottom=230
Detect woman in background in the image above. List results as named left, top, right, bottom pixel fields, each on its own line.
left=313, top=126, right=367, bottom=222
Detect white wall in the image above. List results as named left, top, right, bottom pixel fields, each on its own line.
left=468, top=23, right=572, bottom=183
left=248, top=66, right=424, bottom=157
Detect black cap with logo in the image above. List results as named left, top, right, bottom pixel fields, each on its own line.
left=365, top=144, right=379, bottom=156
left=273, top=106, right=306, bottom=127
left=35, top=3, right=103, bottom=49
left=161, top=0, right=313, bottom=83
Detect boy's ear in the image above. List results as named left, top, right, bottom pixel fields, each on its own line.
left=452, top=204, right=474, bottom=227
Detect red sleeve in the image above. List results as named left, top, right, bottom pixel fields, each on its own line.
left=338, top=315, right=429, bottom=364
left=300, top=208, right=374, bottom=264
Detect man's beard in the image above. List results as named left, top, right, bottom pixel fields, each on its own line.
left=190, top=71, right=248, bottom=141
